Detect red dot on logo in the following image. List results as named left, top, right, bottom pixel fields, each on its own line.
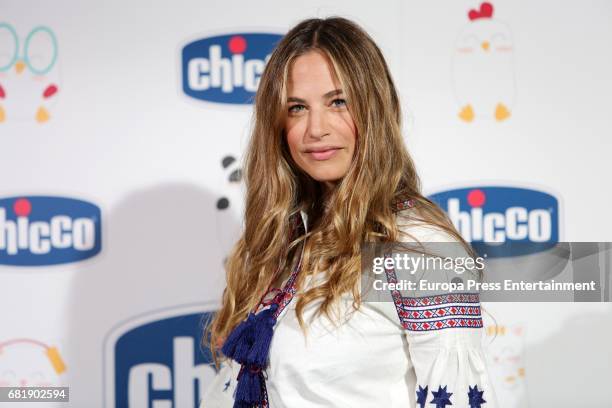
left=14, top=198, right=32, bottom=217
left=228, top=36, right=247, bottom=54
left=467, top=189, right=486, bottom=208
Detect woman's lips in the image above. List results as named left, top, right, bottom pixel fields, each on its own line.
left=307, top=148, right=341, bottom=161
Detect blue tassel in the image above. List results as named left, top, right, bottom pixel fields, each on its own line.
left=233, top=315, right=255, bottom=364
left=247, top=304, right=278, bottom=366
left=235, top=369, right=262, bottom=405
left=223, top=304, right=279, bottom=366
left=233, top=402, right=255, bottom=408
left=222, top=314, right=254, bottom=364
left=224, top=303, right=280, bottom=407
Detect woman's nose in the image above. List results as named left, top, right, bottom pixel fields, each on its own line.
left=307, top=108, right=329, bottom=139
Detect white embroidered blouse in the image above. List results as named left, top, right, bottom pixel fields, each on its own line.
left=202, top=207, right=498, bottom=408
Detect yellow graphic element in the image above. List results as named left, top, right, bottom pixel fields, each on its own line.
left=495, top=102, right=511, bottom=121
left=0, top=106, right=5, bottom=123
left=15, top=60, right=26, bottom=74
left=486, top=325, right=506, bottom=336
left=459, top=104, right=475, bottom=122
left=46, top=346, right=66, bottom=374
left=503, top=368, right=526, bottom=383
left=36, top=106, right=50, bottom=123
left=481, top=41, right=490, bottom=52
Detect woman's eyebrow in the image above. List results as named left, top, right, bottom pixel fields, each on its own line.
left=287, top=89, right=344, bottom=103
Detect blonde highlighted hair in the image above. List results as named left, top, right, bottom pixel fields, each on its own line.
left=206, top=16, right=475, bottom=363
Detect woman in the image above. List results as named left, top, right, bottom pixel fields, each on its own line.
left=202, top=17, right=497, bottom=408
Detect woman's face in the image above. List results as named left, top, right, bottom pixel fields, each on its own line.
left=284, top=50, right=357, bottom=191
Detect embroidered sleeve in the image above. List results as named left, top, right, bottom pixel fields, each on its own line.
left=388, top=219, right=498, bottom=408
left=394, top=291, right=495, bottom=408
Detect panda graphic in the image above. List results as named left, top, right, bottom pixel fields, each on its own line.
left=215, top=155, right=245, bottom=266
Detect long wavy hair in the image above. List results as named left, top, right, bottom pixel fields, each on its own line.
left=206, top=16, right=477, bottom=362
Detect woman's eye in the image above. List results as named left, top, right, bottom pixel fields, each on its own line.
left=288, top=104, right=305, bottom=114
left=331, top=98, right=347, bottom=107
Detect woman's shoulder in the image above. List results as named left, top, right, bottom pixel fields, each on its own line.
left=394, top=206, right=460, bottom=244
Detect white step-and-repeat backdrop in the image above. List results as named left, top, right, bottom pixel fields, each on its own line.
left=1, top=1, right=611, bottom=407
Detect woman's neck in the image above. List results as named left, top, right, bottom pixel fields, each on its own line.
left=322, top=181, right=337, bottom=208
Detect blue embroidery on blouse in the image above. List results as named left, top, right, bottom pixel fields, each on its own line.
left=416, top=385, right=428, bottom=408
left=223, top=378, right=231, bottom=392
left=468, top=385, right=486, bottom=407
left=430, top=385, right=453, bottom=408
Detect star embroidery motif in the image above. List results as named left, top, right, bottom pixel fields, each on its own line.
left=430, top=385, right=453, bottom=408
left=468, top=385, right=486, bottom=407
left=416, top=385, right=428, bottom=408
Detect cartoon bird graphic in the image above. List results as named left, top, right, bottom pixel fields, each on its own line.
left=0, top=22, right=60, bottom=124
left=451, top=2, right=516, bottom=123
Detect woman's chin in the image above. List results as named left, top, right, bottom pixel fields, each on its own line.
left=303, top=168, right=347, bottom=184
left=310, top=174, right=343, bottom=184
